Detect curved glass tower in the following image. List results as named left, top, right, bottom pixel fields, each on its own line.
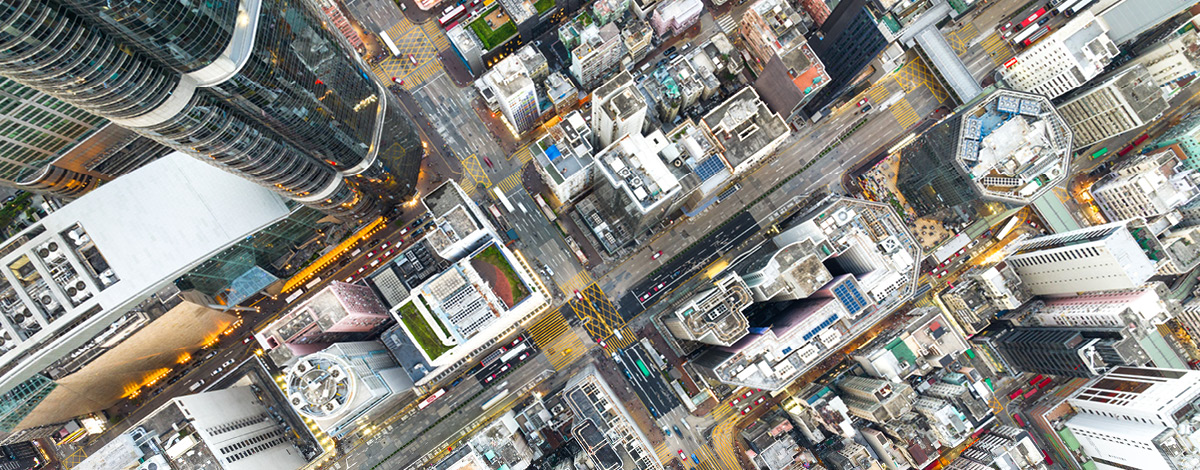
left=0, top=0, right=423, bottom=217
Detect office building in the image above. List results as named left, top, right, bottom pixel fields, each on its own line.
left=592, top=71, right=648, bottom=148
left=1006, top=222, right=1160, bottom=296
left=1066, top=366, right=1200, bottom=470
left=803, top=0, right=888, bottom=117
left=661, top=118, right=734, bottom=216
left=317, top=0, right=365, bottom=51
left=1091, top=149, right=1200, bottom=221
left=91, top=385, right=312, bottom=470
left=1088, top=0, right=1195, bottom=46
left=579, top=132, right=683, bottom=252
left=286, top=341, right=414, bottom=438
left=838, top=376, right=916, bottom=423
left=972, top=326, right=1154, bottom=378
left=0, top=154, right=293, bottom=434
left=560, top=19, right=627, bottom=89
left=0, top=78, right=171, bottom=198
left=940, top=263, right=1034, bottom=335
left=546, top=72, right=579, bottom=113
left=741, top=0, right=828, bottom=127
left=0, top=0, right=424, bottom=217
left=696, top=198, right=920, bottom=390
left=1128, top=30, right=1200, bottom=92
left=664, top=274, right=752, bottom=346
left=954, top=89, right=1074, bottom=204
left=701, top=88, right=791, bottom=177
left=532, top=112, right=596, bottom=204
left=480, top=54, right=540, bottom=135
left=447, top=24, right=486, bottom=75
left=1058, top=65, right=1167, bottom=148
left=851, top=309, right=970, bottom=382
left=1018, top=284, right=1177, bottom=329
left=649, top=0, right=704, bottom=37
left=1001, top=11, right=1119, bottom=99
left=258, top=282, right=393, bottom=356
left=564, top=364, right=662, bottom=470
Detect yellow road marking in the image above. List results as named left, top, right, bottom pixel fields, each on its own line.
left=496, top=172, right=522, bottom=192
left=463, top=154, right=492, bottom=188
left=890, top=98, right=920, bottom=129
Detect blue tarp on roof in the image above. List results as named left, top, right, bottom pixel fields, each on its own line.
left=545, top=144, right=562, bottom=161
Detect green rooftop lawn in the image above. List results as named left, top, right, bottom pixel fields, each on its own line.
left=399, top=300, right=452, bottom=360
left=469, top=7, right=517, bottom=50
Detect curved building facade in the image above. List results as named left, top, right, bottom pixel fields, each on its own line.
left=0, top=0, right=422, bottom=216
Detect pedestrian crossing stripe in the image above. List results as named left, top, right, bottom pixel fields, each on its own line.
left=496, top=172, right=522, bottom=192
left=606, top=326, right=636, bottom=349
left=556, top=270, right=594, bottom=296
left=890, top=98, right=919, bottom=129
left=528, top=310, right=570, bottom=347
left=867, top=84, right=891, bottom=104
left=459, top=178, right=478, bottom=197
left=511, top=145, right=534, bottom=164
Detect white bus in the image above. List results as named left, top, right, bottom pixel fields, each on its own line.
left=493, top=187, right=515, bottom=212
left=380, top=31, right=401, bottom=56
left=481, top=389, right=510, bottom=410
left=996, top=216, right=1020, bottom=240
left=500, top=343, right=528, bottom=363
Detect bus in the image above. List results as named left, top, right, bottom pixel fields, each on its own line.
left=284, top=289, right=305, bottom=303
left=493, top=187, right=515, bottom=212
left=996, top=216, right=1020, bottom=240
left=1054, top=0, right=1090, bottom=14
left=1091, top=147, right=1108, bottom=159
left=481, top=389, right=510, bottom=410
left=304, top=277, right=323, bottom=289
left=1016, top=26, right=1051, bottom=47
left=635, top=359, right=651, bottom=378
left=500, top=343, right=528, bottom=363
left=439, top=4, right=466, bottom=27
left=417, top=388, right=446, bottom=410
left=1015, top=6, right=1047, bottom=31
left=379, top=31, right=401, bottom=56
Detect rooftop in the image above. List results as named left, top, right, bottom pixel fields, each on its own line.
left=702, top=88, right=790, bottom=170
left=564, top=365, right=661, bottom=470
left=955, top=89, right=1073, bottom=204
left=594, top=132, right=681, bottom=213
left=669, top=275, right=752, bottom=345
left=534, top=111, right=595, bottom=183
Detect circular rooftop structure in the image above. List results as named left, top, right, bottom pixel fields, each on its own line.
left=286, top=353, right=355, bottom=419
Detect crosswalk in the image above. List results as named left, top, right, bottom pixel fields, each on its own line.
left=867, top=83, right=893, bottom=104
left=695, top=445, right=731, bottom=470
left=606, top=325, right=636, bottom=350
left=459, top=178, right=478, bottom=198
left=980, top=32, right=1015, bottom=66
left=894, top=56, right=949, bottom=103
left=511, top=144, right=534, bottom=165
left=716, top=14, right=738, bottom=34
left=890, top=97, right=920, bottom=129
left=495, top=172, right=522, bottom=192
left=420, top=21, right=451, bottom=50
left=946, top=23, right=980, bottom=55
left=526, top=309, right=588, bottom=370
left=556, top=270, right=594, bottom=296
left=401, top=62, right=443, bottom=91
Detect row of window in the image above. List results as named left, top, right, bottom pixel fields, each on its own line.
left=208, top=413, right=268, bottom=437
left=219, top=428, right=284, bottom=456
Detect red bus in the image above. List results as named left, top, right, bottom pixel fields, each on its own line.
left=1023, top=26, right=1051, bottom=47
left=1012, top=412, right=1026, bottom=427
left=439, top=5, right=466, bottom=27
left=1023, top=388, right=1038, bottom=399
left=1037, top=376, right=1053, bottom=389
left=1018, top=7, right=1047, bottom=29
left=417, top=388, right=446, bottom=410
left=1028, top=374, right=1043, bottom=386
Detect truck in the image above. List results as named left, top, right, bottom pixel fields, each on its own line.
left=506, top=229, right=519, bottom=242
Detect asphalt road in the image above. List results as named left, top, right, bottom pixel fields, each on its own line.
left=411, top=74, right=507, bottom=169
left=616, top=346, right=680, bottom=418
left=474, top=334, right=537, bottom=385
left=502, top=186, right=583, bottom=300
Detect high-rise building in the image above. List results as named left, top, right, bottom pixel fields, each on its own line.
left=1065, top=366, right=1200, bottom=470
left=592, top=71, right=648, bottom=148
left=0, top=78, right=170, bottom=198
left=0, top=154, right=295, bottom=435
left=480, top=55, right=540, bottom=135
left=0, top=0, right=423, bottom=217
left=581, top=131, right=683, bottom=252
left=563, top=364, right=662, bottom=470
left=649, top=0, right=704, bottom=37
left=561, top=20, right=627, bottom=89
left=531, top=112, right=595, bottom=204
left=1000, top=11, right=1119, bottom=99
left=621, top=18, right=654, bottom=64
left=1091, top=149, right=1199, bottom=221
left=1058, top=65, right=1167, bottom=148
left=259, top=282, right=393, bottom=355
left=663, top=274, right=752, bottom=346
left=700, top=87, right=791, bottom=176
left=1005, top=222, right=1160, bottom=296
left=802, top=0, right=887, bottom=117
left=741, top=0, right=828, bottom=128
left=285, top=341, right=414, bottom=438
left=837, top=376, right=916, bottom=423
left=972, top=327, right=1113, bottom=378
left=1127, top=30, right=1200, bottom=92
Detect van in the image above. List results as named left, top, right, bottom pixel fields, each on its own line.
left=190, top=380, right=204, bottom=391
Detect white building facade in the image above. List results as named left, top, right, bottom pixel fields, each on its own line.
left=1001, top=11, right=1119, bottom=99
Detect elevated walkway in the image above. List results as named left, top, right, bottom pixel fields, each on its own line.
left=895, top=0, right=982, bottom=104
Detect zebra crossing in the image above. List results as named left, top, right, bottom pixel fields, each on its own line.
left=716, top=13, right=738, bottom=34
left=526, top=310, right=588, bottom=370
left=495, top=172, right=523, bottom=193
left=511, top=144, right=534, bottom=165
left=420, top=21, right=451, bottom=50
left=556, top=270, right=594, bottom=296
left=605, top=325, right=636, bottom=350
left=890, top=98, right=920, bottom=129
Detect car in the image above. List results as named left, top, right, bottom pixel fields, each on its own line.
left=663, top=426, right=671, bottom=436
left=741, top=406, right=751, bottom=415
left=692, top=454, right=699, bottom=464
left=743, top=391, right=753, bottom=399
left=483, top=157, right=494, bottom=168
left=383, top=249, right=394, bottom=257
left=381, top=241, right=390, bottom=249
left=598, top=340, right=607, bottom=349
left=222, top=359, right=235, bottom=367
left=755, top=396, right=766, bottom=405
left=426, top=222, right=436, bottom=231
left=641, top=293, right=650, bottom=301
left=391, top=76, right=401, bottom=83
left=411, top=219, right=422, bottom=227
left=658, top=282, right=665, bottom=290
left=367, top=249, right=377, bottom=257
left=409, top=54, right=418, bottom=66
left=937, top=270, right=947, bottom=278
left=400, top=227, right=409, bottom=235
left=344, top=276, right=354, bottom=282
left=653, top=285, right=660, bottom=292
left=357, top=266, right=366, bottom=273
left=518, top=353, right=528, bottom=361
left=664, top=46, right=677, bottom=56
left=652, top=250, right=662, bottom=260
left=673, top=425, right=682, bottom=436
left=512, top=337, right=522, bottom=346
left=857, top=97, right=869, bottom=107
left=370, top=259, right=380, bottom=267
left=499, top=364, right=509, bottom=373
left=243, top=336, right=254, bottom=344
left=574, top=290, right=584, bottom=301
left=730, top=398, right=740, bottom=407
left=485, top=375, right=495, bottom=383
left=678, top=450, right=686, bottom=461
left=414, top=228, right=424, bottom=235
left=211, top=367, right=223, bottom=376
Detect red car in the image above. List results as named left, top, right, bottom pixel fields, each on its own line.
left=741, top=406, right=751, bottom=415
left=652, top=250, right=662, bottom=260
left=483, top=157, right=494, bottom=168
left=730, top=398, right=740, bottom=407
left=574, top=290, right=583, bottom=301
left=755, top=396, right=766, bottom=405
left=743, top=391, right=753, bottom=399
left=857, top=98, right=869, bottom=107
left=678, top=450, right=686, bottom=461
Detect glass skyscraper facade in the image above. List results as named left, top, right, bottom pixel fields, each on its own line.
left=0, top=0, right=423, bottom=217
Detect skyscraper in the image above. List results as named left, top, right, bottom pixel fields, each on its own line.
left=0, top=0, right=423, bottom=217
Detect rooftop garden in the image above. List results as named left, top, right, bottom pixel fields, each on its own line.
left=399, top=300, right=452, bottom=360
left=534, top=0, right=556, bottom=14
left=470, top=245, right=530, bottom=308
left=469, top=6, right=517, bottom=50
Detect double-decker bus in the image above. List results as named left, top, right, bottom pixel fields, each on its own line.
left=417, top=388, right=446, bottom=410
left=439, top=4, right=466, bottom=28
left=499, top=343, right=528, bottom=363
